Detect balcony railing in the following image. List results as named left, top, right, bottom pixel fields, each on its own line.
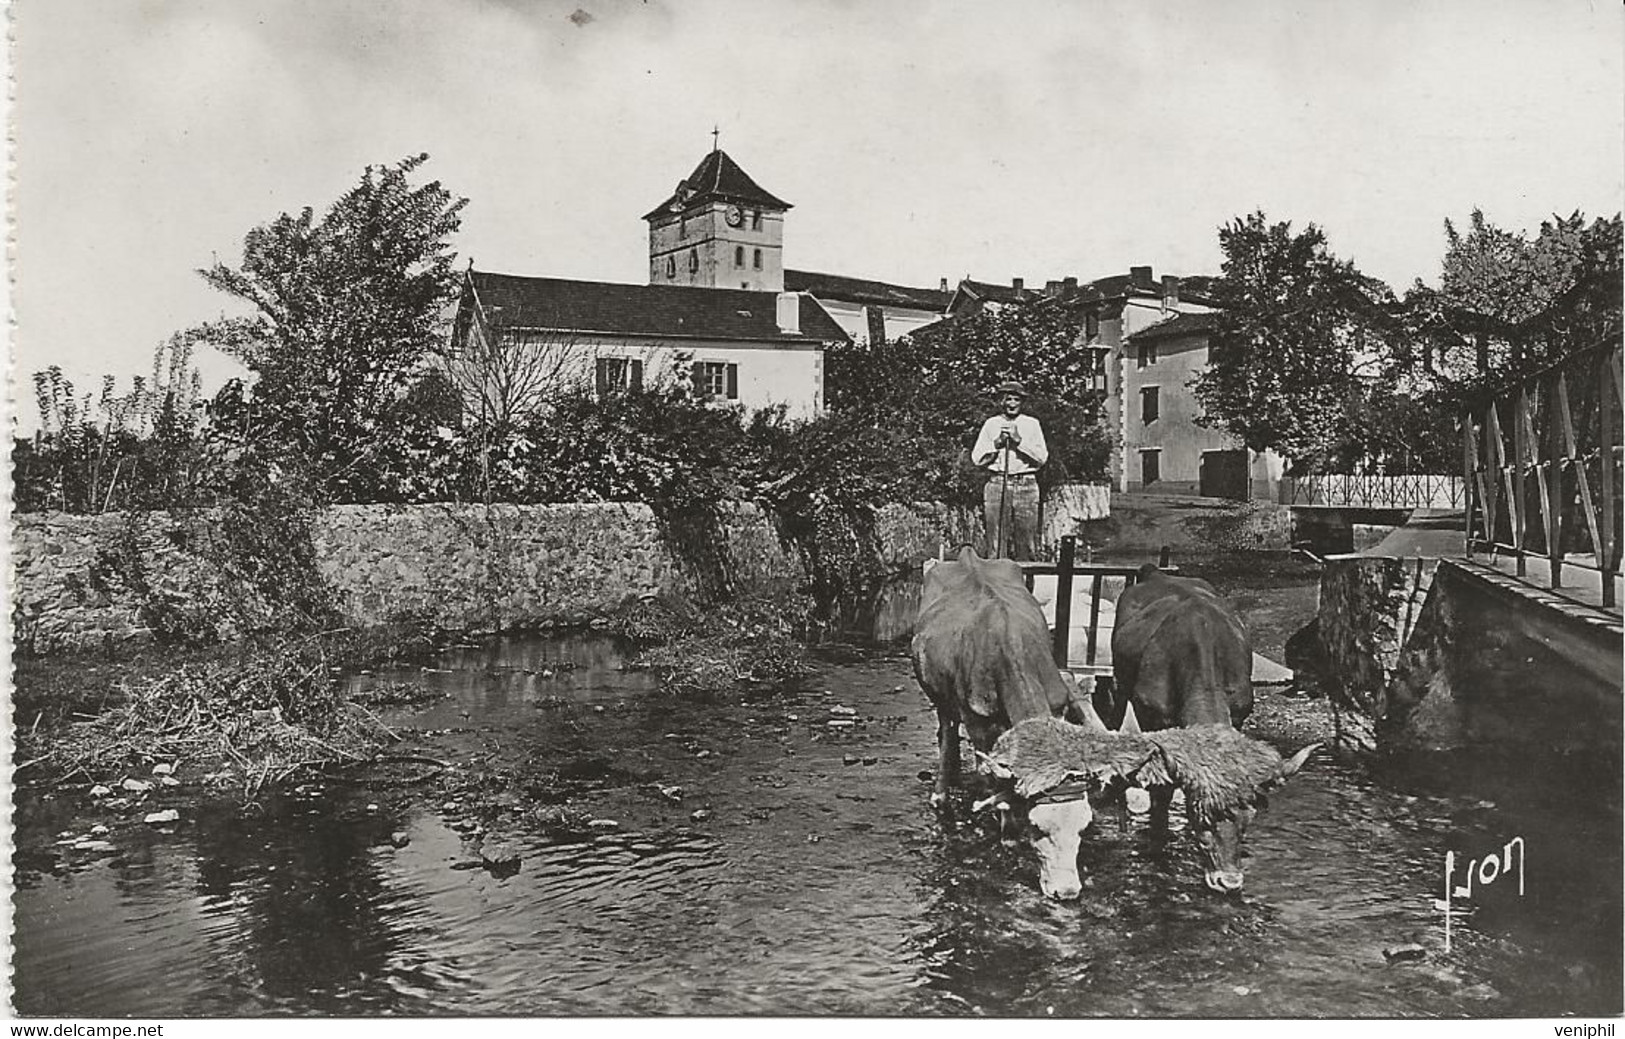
left=1461, top=341, right=1624, bottom=607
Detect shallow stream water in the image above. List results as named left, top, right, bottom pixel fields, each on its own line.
left=11, top=634, right=1621, bottom=1017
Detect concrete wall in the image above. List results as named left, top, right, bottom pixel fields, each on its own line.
left=1313, top=555, right=1622, bottom=753
left=10, top=499, right=992, bottom=655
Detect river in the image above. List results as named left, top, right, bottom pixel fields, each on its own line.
left=10, top=625, right=1620, bottom=1017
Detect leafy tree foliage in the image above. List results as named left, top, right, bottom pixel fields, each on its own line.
left=1404, top=210, right=1622, bottom=385
left=191, top=154, right=468, bottom=500
left=14, top=336, right=212, bottom=513
left=1192, top=212, right=1393, bottom=467
left=827, top=301, right=1112, bottom=492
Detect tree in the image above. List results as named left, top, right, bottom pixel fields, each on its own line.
left=1410, top=209, right=1622, bottom=382
left=828, top=300, right=1112, bottom=489
left=191, top=154, right=468, bottom=499
left=1192, top=212, right=1392, bottom=467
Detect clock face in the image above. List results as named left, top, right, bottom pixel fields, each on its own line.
left=725, top=205, right=743, bottom=227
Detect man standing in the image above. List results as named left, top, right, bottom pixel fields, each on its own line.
left=972, top=380, right=1049, bottom=560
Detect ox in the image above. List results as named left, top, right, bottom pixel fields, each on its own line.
left=1109, top=565, right=1302, bottom=892
left=912, top=547, right=1105, bottom=899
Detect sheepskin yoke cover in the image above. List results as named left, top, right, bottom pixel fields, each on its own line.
left=987, top=717, right=1290, bottom=819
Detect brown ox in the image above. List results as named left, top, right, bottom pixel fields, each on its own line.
left=1110, top=565, right=1280, bottom=892
left=911, top=547, right=1104, bottom=899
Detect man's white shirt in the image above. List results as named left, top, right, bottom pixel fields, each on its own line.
left=973, top=413, right=1048, bottom=476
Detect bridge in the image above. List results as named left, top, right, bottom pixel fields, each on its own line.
left=1459, top=340, right=1623, bottom=616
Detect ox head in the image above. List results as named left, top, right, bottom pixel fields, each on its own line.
left=982, top=715, right=1319, bottom=897
left=1154, top=728, right=1318, bottom=893
left=975, top=702, right=1152, bottom=901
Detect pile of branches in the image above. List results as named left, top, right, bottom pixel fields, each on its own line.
left=17, top=636, right=400, bottom=795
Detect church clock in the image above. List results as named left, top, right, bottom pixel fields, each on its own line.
left=725, top=205, right=744, bottom=227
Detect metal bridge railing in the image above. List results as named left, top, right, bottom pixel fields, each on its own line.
left=1281, top=473, right=1466, bottom=509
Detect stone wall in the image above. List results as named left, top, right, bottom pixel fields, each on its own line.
left=11, top=498, right=996, bottom=655
left=1312, top=555, right=1440, bottom=750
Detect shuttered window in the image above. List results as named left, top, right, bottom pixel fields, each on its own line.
left=1141, top=385, right=1159, bottom=424
left=596, top=357, right=644, bottom=398
left=692, top=360, right=738, bottom=400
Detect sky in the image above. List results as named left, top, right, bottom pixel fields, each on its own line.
left=6, top=0, right=1623, bottom=433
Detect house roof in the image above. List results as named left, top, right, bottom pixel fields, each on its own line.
left=467, top=270, right=848, bottom=344
left=954, top=278, right=1044, bottom=305
left=1068, top=273, right=1221, bottom=305
left=783, top=269, right=952, bottom=312
left=642, top=149, right=792, bottom=221
left=1125, top=310, right=1220, bottom=341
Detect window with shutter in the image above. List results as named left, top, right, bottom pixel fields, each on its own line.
left=598, top=357, right=641, bottom=397
left=735, top=246, right=744, bottom=267
left=692, top=361, right=732, bottom=399
left=752, top=249, right=762, bottom=270
left=1141, top=386, right=1159, bottom=424
left=689, top=249, right=699, bottom=272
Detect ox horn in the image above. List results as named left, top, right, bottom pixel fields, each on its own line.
left=1075, top=696, right=1108, bottom=732
left=1280, top=741, right=1322, bottom=778
left=1119, top=700, right=1143, bottom=735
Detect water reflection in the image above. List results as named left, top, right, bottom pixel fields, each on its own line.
left=11, top=636, right=1621, bottom=1017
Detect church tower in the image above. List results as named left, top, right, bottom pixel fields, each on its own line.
left=644, top=147, right=791, bottom=292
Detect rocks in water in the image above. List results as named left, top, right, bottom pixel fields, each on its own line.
left=90, top=824, right=109, bottom=836
left=159, top=777, right=180, bottom=788
left=690, top=808, right=713, bottom=823
left=151, top=763, right=175, bottom=775
left=143, top=809, right=180, bottom=825
left=479, top=842, right=522, bottom=869
left=88, top=785, right=112, bottom=798
left=656, top=784, right=684, bottom=802
left=843, top=754, right=860, bottom=766
left=389, top=831, right=411, bottom=848
left=121, top=778, right=152, bottom=793
left=587, top=818, right=620, bottom=831
left=829, top=705, right=857, bottom=717
left=1383, top=943, right=1427, bottom=963
left=861, top=756, right=878, bottom=766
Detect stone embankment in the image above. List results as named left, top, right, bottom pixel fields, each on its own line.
left=12, top=487, right=1110, bottom=655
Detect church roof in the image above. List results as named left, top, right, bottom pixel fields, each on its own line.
left=642, top=149, right=792, bottom=221
left=467, top=270, right=848, bottom=345
left=784, top=269, right=952, bottom=313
